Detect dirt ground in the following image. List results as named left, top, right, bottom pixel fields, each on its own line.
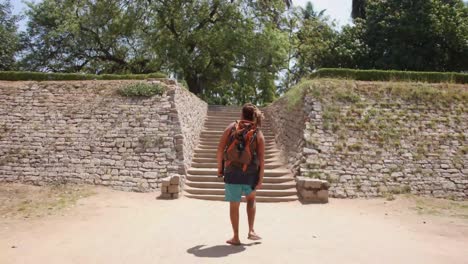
left=1, top=184, right=467, bottom=264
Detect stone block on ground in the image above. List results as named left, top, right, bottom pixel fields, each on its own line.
left=296, top=177, right=329, bottom=203
left=162, top=178, right=171, bottom=187
left=159, top=193, right=172, bottom=199
left=168, top=185, right=180, bottom=194
left=170, top=175, right=180, bottom=185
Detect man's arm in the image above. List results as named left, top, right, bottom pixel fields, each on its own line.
left=256, top=131, right=265, bottom=189
left=217, top=123, right=234, bottom=177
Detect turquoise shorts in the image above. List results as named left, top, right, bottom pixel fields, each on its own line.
left=224, top=183, right=254, bottom=202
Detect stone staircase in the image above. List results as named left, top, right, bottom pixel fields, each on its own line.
left=184, top=105, right=298, bottom=202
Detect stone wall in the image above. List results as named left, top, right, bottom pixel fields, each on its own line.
left=171, top=85, right=207, bottom=176
left=264, top=95, right=306, bottom=175
left=270, top=80, right=468, bottom=200
left=0, top=80, right=207, bottom=192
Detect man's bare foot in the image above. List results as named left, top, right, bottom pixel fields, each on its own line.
left=247, top=231, right=262, bottom=240
left=226, top=237, right=241, bottom=246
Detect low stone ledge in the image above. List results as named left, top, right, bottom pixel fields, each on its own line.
left=296, top=177, right=330, bottom=204
left=159, top=174, right=182, bottom=199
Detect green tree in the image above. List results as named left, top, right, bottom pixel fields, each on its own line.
left=20, top=0, right=289, bottom=105
left=363, top=0, right=468, bottom=71
left=327, top=20, right=369, bottom=69
left=351, top=0, right=367, bottom=20
left=146, top=0, right=289, bottom=104
left=0, top=0, right=20, bottom=70
left=293, top=3, right=337, bottom=81
left=21, top=0, right=156, bottom=73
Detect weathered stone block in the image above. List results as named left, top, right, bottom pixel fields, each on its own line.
left=159, top=193, right=172, bottom=199
left=296, top=177, right=330, bottom=203
left=162, top=178, right=171, bottom=187
left=168, top=185, right=180, bottom=193
left=170, top=175, right=180, bottom=185
left=144, top=172, right=158, bottom=179
left=303, top=179, right=330, bottom=190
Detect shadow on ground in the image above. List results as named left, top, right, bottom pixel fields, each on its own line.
left=187, top=242, right=261, bottom=258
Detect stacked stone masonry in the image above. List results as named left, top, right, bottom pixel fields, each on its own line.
left=172, top=84, right=208, bottom=176
left=264, top=96, right=306, bottom=175
left=268, top=80, right=468, bottom=200
left=160, top=174, right=182, bottom=199
left=296, top=177, right=329, bottom=203
left=0, top=80, right=207, bottom=192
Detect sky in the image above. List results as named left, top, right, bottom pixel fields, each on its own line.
left=294, top=0, right=352, bottom=27
left=10, top=0, right=354, bottom=30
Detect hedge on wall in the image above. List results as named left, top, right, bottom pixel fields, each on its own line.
left=0, top=71, right=167, bottom=81
left=310, top=68, right=468, bottom=84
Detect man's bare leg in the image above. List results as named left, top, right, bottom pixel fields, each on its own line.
left=246, top=191, right=261, bottom=240
left=227, top=201, right=241, bottom=245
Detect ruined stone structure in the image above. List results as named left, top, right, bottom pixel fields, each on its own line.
left=265, top=80, right=468, bottom=200
left=1, top=78, right=466, bottom=201
left=0, top=80, right=207, bottom=192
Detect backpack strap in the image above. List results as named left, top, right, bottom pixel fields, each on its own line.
left=242, top=126, right=258, bottom=172
left=223, top=121, right=238, bottom=168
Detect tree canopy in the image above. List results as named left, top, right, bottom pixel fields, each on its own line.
left=0, top=0, right=20, bottom=70
left=1, top=0, right=467, bottom=105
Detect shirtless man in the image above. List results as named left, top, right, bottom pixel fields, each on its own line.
left=216, top=103, right=265, bottom=245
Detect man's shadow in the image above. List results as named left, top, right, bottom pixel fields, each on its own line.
left=187, top=242, right=261, bottom=258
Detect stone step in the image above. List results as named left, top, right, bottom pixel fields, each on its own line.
left=200, top=128, right=275, bottom=133
left=197, top=143, right=278, bottom=150
left=203, top=126, right=274, bottom=132
left=200, top=131, right=275, bottom=137
left=193, top=148, right=279, bottom=155
left=185, top=187, right=297, bottom=197
left=204, top=119, right=273, bottom=124
left=185, top=181, right=296, bottom=190
left=197, top=140, right=277, bottom=146
left=202, top=126, right=274, bottom=131
left=193, top=152, right=279, bottom=159
left=206, top=110, right=242, bottom=113
left=207, top=108, right=242, bottom=110
left=191, top=157, right=283, bottom=164
left=187, top=168, right=291, bottom=177
left=190, top=162, right=284, bottom=169
left=200, top=135, right=276, bottom=144
left=186, top=175, right=294, bottom=183
left=204, top=119, right=273, bottom=125
left=184, top=193, right=298, bottom=202
left=199, top=135, right=276, bottom=145
left=203, top=120, right=272, bottom=125
left=185, top=106, right=297, bottom=203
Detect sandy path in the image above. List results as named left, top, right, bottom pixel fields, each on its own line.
left=1, top=188, right=467, bottom=264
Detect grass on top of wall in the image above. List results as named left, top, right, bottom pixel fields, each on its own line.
left=118, top=83, right=166, bottom=97
left=0, top=71, right=166, bottom=81
left=299, top=79, right=467, bottom=154
left=310, top=68, right=468, bottom=84
left=289, top=79, right=468, bottom=107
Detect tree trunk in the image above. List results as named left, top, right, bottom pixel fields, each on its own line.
left=185, top=73, right=203, bottom=95
left=351, top=0, right=366, bottom=20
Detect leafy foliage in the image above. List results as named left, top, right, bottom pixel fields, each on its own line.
left=5, top=0, right=468, bottom=104
left=118, top=83, right=166, bottom=97
left=361, top=0, right=468, bottom=71
left=310, top=68, right=468, bottom=84
left=20, top=0, right=155, bottom=74
left=351, top=0, right=367, bottom=19
left=18, top=0, right=289, bottom=105
left=0, top=0, right=20, bottom=70
left=0, top=71, right=166, bottom=81
left=288, top=0, right=468, bottom=89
